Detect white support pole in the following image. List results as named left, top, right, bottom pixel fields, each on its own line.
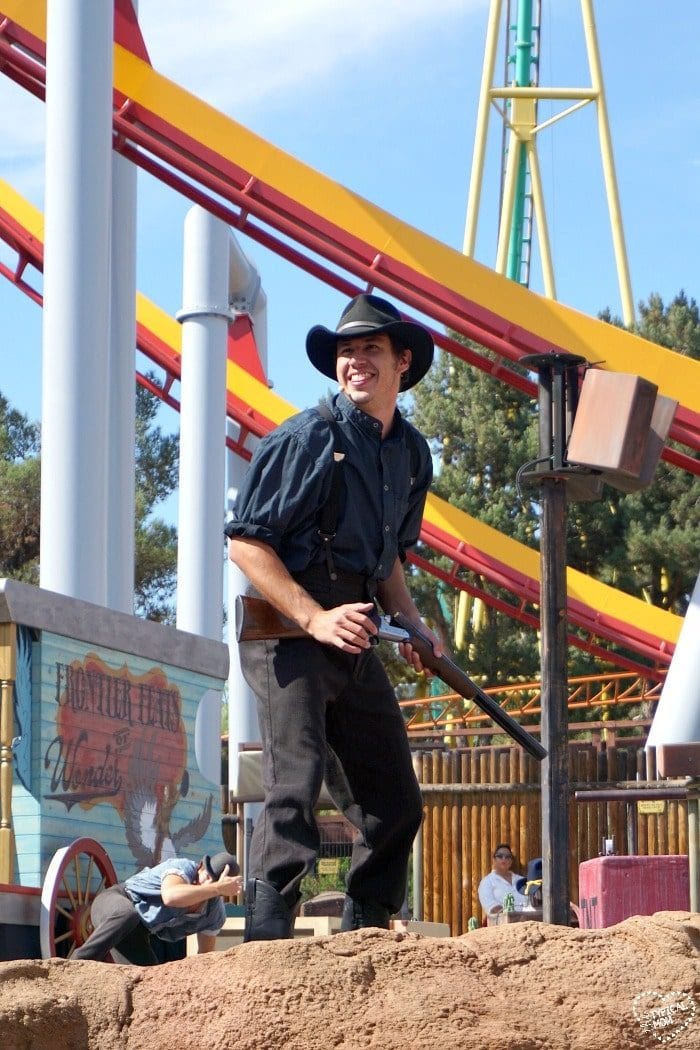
left=226, top=439, right=261, bottom=797
left=40, top=0, right=114, bottom=604
left=176, top=207, right=231, bottom=641
left=224, top=234, right=267, bottom=801
left=105, top=4, right=138, bottom=615
left=106, top=152, right=138, bottom=614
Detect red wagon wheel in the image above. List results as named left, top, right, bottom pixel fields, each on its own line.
left=40, top=837, right=118, bottom=959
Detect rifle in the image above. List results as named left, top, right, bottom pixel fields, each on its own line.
left=235, top=595, right=546, bottom=762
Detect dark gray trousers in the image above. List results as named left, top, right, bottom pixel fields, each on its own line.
left=240, top=625, right=423, bottom=913
left=71, top=884, right=158, bottom=965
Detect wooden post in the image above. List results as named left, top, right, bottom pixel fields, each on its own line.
left=657, top=745, right=700, bottom=913
left=540, top=476, right=571, bottom=924
left=0, top=622, right=17, bottom=884
left=412, top=752, right=424, bottom=921
left=520, top=351, right=587, bottom=925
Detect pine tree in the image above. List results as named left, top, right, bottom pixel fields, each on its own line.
left=406, top=291, right=700, bottom=686
left=133, top=379, right=179, bottom=621
left=407, top=348, right=543, bottom=685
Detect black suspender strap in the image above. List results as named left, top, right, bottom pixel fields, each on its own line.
left=316, top=400, right=345, bottom=581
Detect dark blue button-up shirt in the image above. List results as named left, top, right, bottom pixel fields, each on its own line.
left=226, top=392, right=432, bottom=581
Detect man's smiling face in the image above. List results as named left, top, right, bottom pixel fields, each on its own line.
left=335, top=332, right=410, bottom=417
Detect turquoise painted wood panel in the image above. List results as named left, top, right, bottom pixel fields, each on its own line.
left=14, top=630, right=226, bottom=886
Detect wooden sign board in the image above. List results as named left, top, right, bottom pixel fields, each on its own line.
left=317, top=858, right=341, bottom=877
left=13, top=631, right=226, bottom=886
left=637, top=800, right=666, bottom=815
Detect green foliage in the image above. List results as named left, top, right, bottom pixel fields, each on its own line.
left=0, top=457, right=41, bottom=583
left=0, top=393, right=40, bottom=461
left=0, top=379, right=179, bottom=619
left=135, top=382, right=179, bottom=507
left=407, top=349, right=544, bottom=684
left=411, top=352, right=538, bottom=543
left=403, top=290, right=700, bottom=693
left=299, top=857, right=350, bottom=902
left=133, top=378, right=179, bottom=621
left=0, top=395, right=41, bottom=582
left=134, top=515, right=178, bottom=622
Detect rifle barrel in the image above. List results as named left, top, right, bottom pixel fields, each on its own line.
left=391, top=613, right=546, bottom=761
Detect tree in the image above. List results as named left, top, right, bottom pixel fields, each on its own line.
left=405, top=348, right=544, bottom=687
left=406, top=291, right=700, bottom=687
left=0, top=394, right=41, bottom=582
left=133, top=379, right=179, bottom=621
left=596, top=292, right=700, bottom=613
left=0, top=379, right=179, bottom=619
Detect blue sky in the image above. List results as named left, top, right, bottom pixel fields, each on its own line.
left=1, top=0, right=699, bottom=438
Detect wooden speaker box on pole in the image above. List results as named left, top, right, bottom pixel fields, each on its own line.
left=566, top=370, right=676, bottom=491
left=602, top=393, right=678, bottom=492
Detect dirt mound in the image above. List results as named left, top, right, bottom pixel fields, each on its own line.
left=1, top=912, right=698, bottom=1049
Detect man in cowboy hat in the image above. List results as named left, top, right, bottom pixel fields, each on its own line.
left=226, top=292, right=441, bottom=941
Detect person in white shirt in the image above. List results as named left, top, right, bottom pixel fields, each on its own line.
left=477, top=843, right=529, bottom=917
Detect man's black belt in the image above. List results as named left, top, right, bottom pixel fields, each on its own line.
left=292, top=564, right=378, bottom=605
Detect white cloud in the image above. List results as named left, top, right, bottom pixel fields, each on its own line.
left=0, top=0, right=485, bottom=200
left=137, top=0, right=484, bottom=114
left=0, top=80, right=45, bottom=203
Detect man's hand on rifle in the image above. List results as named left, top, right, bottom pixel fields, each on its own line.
left=398, top=621, right=443, bottom=675
left=306, top=601, right=378, bottom=653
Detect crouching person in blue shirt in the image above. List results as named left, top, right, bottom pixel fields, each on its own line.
left=71, top=852, right=242, bottom=964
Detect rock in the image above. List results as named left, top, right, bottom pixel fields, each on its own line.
left=1, top=912, right=698, bottom=1049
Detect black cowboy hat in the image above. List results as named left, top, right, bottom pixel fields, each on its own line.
left=203, top=851, right=240, bottom=880
left=306, top=293, right=434, bottom=390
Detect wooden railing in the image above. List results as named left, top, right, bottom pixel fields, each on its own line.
left=401, top=671, right=662, bottom=742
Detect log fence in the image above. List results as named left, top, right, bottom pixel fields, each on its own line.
left=414, top=740, right=689, bottom=934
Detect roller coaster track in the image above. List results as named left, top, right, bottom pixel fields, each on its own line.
left=0, top=2, right=691, bottom=681
left=0, top=177, right=681, bottom=681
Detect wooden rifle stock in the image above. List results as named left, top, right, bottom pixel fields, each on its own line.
left=235, top=596, right=546, bottom=761
left=390, top=613, right=547, bottom=761
left=235, top=595, right=408, bottom=644
left=235, top=595, right=307, bottom=642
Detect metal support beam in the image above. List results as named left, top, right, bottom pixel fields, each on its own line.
left=176, top=206, right=231, bottom=641
left=464, top=0, right=635, bottom=322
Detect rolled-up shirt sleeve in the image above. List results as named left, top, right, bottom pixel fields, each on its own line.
left=225, top=416, right=333, bottom=555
